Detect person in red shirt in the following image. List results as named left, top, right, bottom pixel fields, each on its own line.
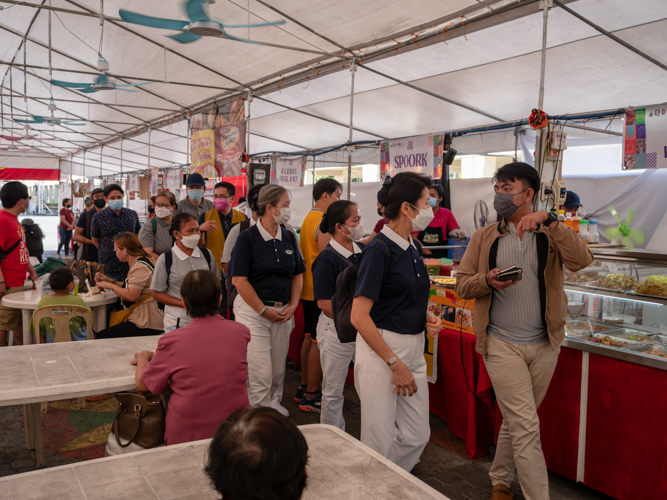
left=58, top=198, right=75, bottom=258
left=417, top=184, right=465, bottom=259
left=0, top=181, right=39, bottom=346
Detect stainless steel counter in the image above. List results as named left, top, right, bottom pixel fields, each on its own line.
left=562, top=337, right=667, bottom=371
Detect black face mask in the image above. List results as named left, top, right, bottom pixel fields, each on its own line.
left=377, top=207, right=383, bottom=217
left=93, top=199, right=106, bottom=209
left=148, top=206, right=155, bottom=213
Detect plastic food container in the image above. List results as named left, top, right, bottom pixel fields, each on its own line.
left=439, top=258, right=454, bottom=277
left=589, top=220, right=599, bottom=244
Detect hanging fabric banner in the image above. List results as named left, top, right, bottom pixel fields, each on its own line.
left=380, top=134, right=445, bottom=179
left=624, top=107, right=667, bottom=170
left=150, top=169, right=159, bottom=196
left=190, top=99, right=246, bottom=177
left=87, top=178, right=95, bottom=192
left=190, top=129, right=215, bottom=176
left=164, top=169, right=182, bottom=191
left=271, top=157, right=307, bottom=187
left=128, top=174, right=139, bottom=192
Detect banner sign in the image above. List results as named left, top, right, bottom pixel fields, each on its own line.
left=623, top=107, right=667, bottom=170
left=423, top=324, right=439, bottom=384
left=380, top=134, right=445, bottom=179
left=87, top=178, right=95, bottom=192
left=150, top=169, right=159, bottom=197
left=164, top=169, right=182, bottom=191
left=190, top=100, right=246, bottom=177
left=190, top=129, right=215, bottom=176
left=271, top=157, right=307, bottom=187
left=128, top=174, right=139, bottom=192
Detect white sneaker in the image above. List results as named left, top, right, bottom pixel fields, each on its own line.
left=271, top=402, right=290, bottom=417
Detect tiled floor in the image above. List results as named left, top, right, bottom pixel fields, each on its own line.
left=0, top=365, right=613, bottom=500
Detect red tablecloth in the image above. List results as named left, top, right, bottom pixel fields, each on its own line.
left=428, top=328, right=496, bottom=459
left=583, top=353, right=667, bottom=500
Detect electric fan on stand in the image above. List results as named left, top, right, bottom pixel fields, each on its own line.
left=474, top=200, right=489, bottom=230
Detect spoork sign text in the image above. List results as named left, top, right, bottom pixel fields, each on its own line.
left=393, top=153, right=429, bottom=169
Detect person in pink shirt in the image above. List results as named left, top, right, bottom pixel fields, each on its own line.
left=132, top=269, right=251, bottom=445
left=417, top=184, right=465, bottom=259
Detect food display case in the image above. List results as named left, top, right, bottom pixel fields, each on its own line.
left=562, top=248, right=667, bottom=370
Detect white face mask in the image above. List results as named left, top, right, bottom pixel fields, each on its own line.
left=155, top=206, right=172, bottom=219
left=177, top=232, right=200, bottom=249
left=343, top=223, right=364, bottom=241
left=409, top=204, right=435, bottom=231
left=273, top=207, right=291, bottom=225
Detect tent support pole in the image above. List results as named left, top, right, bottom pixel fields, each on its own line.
left=346, top=60, right=356, bottom=202
left=535, top=0, right=550, bottom=180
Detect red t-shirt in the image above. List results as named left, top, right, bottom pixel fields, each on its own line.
left=0, top=211, right=29, bottom=288
left=373, top=218, right=389, bottom=234
left=59, top=208, right=74, bottom=229
left=427, top=207, right=459, bottom=234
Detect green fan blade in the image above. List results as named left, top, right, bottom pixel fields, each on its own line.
left=630, top=229, right=645, bottom=245
left=627, top=207, right=633, bottom=226
left=608, top=204, right=623, bottom=225
left=606, top=227, right=620, bottom=239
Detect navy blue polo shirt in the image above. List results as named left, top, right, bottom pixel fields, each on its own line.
left=229, top=220, right=306, bottom=303
left=355, top=226, right=430, bottom=334
left=313, top=240, right=365, bottom=302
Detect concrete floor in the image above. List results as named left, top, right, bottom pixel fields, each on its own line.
left=280, top=367, right=613, bottom=500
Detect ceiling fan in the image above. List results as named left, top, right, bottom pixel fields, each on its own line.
left=1, top=125, right=56, bottom=142
left=119, top=0, right=286, bottom=44
left=0, top=145, right=36, bottom=152
left=14, top=111, right=86, bottom=127
left=51, top=72, right=153, bottom=94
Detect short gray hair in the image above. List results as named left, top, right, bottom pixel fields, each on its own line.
left=84, top=197, right=93, bottom=208
left=257, top=184, right=288, bottom=216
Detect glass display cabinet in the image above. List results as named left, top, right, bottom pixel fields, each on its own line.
left=563, top=248, right=667, bottom=370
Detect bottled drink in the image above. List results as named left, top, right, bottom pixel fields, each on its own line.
left=564, top=212, right=573, bottom=229
left=572, top=216, right=581, bottom=233
left=579, top=220, right=589, bottom=244
left=558, top=210, right=565, bottom=222
left=589, top=220, right=599, bottom=244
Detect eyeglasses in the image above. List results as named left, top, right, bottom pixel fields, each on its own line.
left=155, top=204, right=171, bottom=208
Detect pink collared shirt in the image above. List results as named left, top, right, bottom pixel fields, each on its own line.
left=141, top=314, right=251, bottom=445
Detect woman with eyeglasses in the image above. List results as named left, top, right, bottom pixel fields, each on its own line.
left=151, top=213, right=220, bottom=330
left=139, top=190, right=178, bottom=261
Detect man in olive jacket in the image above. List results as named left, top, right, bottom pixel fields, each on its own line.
left=455, top=163, right=593, bottom=500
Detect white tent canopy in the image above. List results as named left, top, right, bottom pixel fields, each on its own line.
left=0, top=0, right=666, bottom=173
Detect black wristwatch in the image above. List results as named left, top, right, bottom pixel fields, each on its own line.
left=544, top=212, right=559, bottom=227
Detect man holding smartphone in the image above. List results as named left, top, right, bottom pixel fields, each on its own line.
left=455, top=163, right=593, bottom=500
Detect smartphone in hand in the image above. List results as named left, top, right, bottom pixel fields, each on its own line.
left=497, top=265, right=523, bottom=282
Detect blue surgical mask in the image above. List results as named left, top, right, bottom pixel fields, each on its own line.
left=108, top=200, right=124, bottom=211
left=428, top=197, right=438, bottom=208
left=188, top=189, right=204, bottom=202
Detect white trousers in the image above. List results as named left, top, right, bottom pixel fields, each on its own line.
left=164, top=304, right=191, bottom=331
left=318, top=313, right=355, bottom=430
left=234, top=295, right=294, bottom=409
left=355, top=329, right=430, bottom=472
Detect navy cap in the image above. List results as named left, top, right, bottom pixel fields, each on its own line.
left=185, top=173, right=205, bottom=188
left=563, top=191, right=581, bottom=209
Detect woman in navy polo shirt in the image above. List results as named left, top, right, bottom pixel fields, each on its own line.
left=229, top=184, right=305, bottom=417
left=311, top=200, right=364, bottom=428
left=351, top=172, right=442, bottom=472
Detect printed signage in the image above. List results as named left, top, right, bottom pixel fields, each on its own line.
left=271, top=157, right=307, bottom=187
left=380, top=134, right=445, bottom=179
left=623, top=107, right=667, bottom=170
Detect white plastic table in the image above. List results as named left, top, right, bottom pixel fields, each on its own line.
left=1, top=289, right=118, bottom=345
left=0, top=424, right=450, bottom=499
left=0, top=335, right=161, bottom=467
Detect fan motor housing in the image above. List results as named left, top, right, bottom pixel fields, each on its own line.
left=94, top=79, right=116, bottom=91
left=188, top=21, right=223, bottom=37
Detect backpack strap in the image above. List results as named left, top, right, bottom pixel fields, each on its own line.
left=239, top=219, right=251, bottom=232
left=150, top=216, right=158, bottom=235
left=201, top=247, right=212, bottom=270
left=324, top=247, right=355, bottom=268
left=164, top=249, right=173, bottom=279
left=136, top=256, right=155, bottom=272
